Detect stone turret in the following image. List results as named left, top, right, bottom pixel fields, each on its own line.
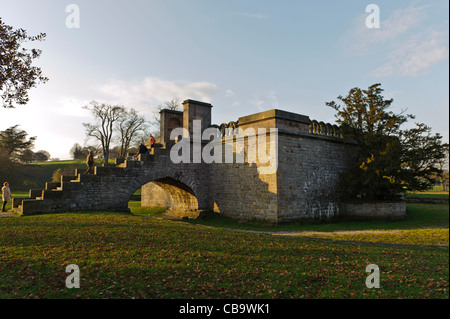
left=159, top=109, right=183, bottom=147
left=182, top=99, right=213, bottom=139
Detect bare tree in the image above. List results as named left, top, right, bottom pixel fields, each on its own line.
left=116, top=108, right=149, bottom=158
left=83, top=101, right=125, bottom=164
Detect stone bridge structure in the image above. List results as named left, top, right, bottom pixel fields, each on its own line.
left=14, top=99, right=359, bottom=223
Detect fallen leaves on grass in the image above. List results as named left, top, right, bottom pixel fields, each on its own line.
left=0, top=213, right=448, bottom=299
left=279, top=229, right=449, bottom=246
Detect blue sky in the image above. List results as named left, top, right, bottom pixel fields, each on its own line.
left=1, top=0, right=448, bottom=159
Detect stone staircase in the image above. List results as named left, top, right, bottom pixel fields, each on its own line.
left=12, top=151, right=159, bottom=215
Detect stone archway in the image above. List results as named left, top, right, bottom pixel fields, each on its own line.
left=140, top=177, right=199, bottom=218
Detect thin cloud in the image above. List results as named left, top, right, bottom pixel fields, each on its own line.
left=343, top=4, right=448, bottom=78
left=371, top=30, right=449, bottom=77
left=224, top=89, right=235, bottom=97
left=349, top=5, right=427, bottom=55
left=250, top=90, right=279, bottom=111
left=97, top=77, right=219, bottom=114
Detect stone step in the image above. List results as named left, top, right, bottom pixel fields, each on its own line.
left=13, top=204, right=23, bottom=214
left=74, top=169, right=91, bottom=176
left=61, top=175, right=78, bottom=182
left=115, top=158, right=125, bottom=165
left=21, top=199, right=51, bottom=215
left=45, top=182, right=61, bottom=190
left=77, top=174, right=101, bottom=183
left=58, top=181, right=83, bottom=191
left=43, top=189, right=64, bottom=199
left=94, top=165, right=127, bottom=176
left=117, top=154, right=155, bottom=168
left=12, top=197, right=26, bottom=209
left=29, top=189, right=43, bottom=199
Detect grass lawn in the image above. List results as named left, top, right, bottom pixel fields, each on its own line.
left=187, top=204, right=449, bottom=231
left=407, top=186, right=449, bottom=199
left=0, top=201, right=448, bottom=299
left=406, top=193, right=449, bottom=199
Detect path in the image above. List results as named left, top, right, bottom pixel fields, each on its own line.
left=0, top=211, right=19, bottom=218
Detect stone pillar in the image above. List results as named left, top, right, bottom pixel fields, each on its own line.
left=182, top=99, right=213, bottom=139
left=160, top=109, right=183, bottom=147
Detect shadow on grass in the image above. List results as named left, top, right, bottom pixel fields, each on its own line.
left=185, top=203, right=449, bottom=233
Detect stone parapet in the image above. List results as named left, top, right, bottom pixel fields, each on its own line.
left=339, top=202, right=407, bottom=221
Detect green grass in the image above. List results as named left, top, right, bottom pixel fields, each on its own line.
left=285, top=229, right=448, bottom=246
left=2, top=192, right=448, bottom=298
left=406, top=193, right=449, bottom=199
left=407, top=185, right=449, bottom=199
left=0, top=211, right=448, bottom=299
left=128, top=201, right=165, bottom=216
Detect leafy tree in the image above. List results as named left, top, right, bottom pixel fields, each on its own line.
left=435, top=148, right=449, bottom=191
left=33, top=150, right=50, bottom=162
left=327, top=83, right=449, bottom=201
left=0, top=18, right=48, bottom=108
left=0, top=125, right=36, bottom=162
left=83, top=101, right=125, bottom=163
left=21, top=149, right=35, bottom=163
left=0, top=149, right=21, bottom=185
left=70, top=143, right=87, bottom=160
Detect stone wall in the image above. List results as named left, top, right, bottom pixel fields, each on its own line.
left=207, top=109, right=355, bottom=223
left=209, top=132, right=278, bottom=223
left=339, top=202, right=407, bottom=221
left=276, top=132, right=355, bottom=223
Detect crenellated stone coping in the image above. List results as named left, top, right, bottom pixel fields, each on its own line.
left=212, top=121, right=239, bottom=138
left=309, top=120, right=343, bottom=139
left=309, top=120, right=343, bottom=138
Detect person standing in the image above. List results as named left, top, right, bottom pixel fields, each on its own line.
left=84, top=151, right=94, bottom=174
left=149, top=134, right=156, bottom=149
left=1, top=182, right=11, bottom=212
